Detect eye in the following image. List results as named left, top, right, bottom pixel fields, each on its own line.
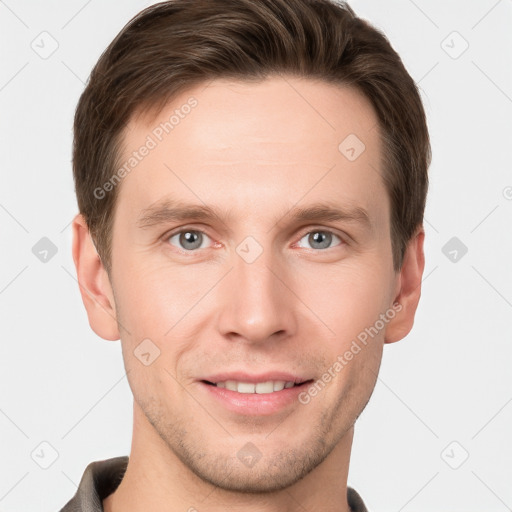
left=296, top=230, right=343, bottom=250
left=164, top=227, right=344, bottom=253
left=167, top=229, right=212, bottom=251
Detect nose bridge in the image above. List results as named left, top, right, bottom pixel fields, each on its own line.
left=217, top=235, right=295, bottom=343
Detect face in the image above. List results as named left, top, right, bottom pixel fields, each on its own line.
left=106, top=76, right=400, bottom=492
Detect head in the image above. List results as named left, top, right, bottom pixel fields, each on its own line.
left=72, top=0, right=430, bottom=494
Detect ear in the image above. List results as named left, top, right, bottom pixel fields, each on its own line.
left=71, top=213, right=120, bottom=341
left=384, top=226, right=425, bottom=344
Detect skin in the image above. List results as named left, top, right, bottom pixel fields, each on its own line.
left=72, top=76, right=425, bottom=512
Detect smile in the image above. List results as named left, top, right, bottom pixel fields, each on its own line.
left=203, top=380, right=309, bottom=394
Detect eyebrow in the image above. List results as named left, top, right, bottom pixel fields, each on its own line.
left=136, top=198, right=372, bottom=232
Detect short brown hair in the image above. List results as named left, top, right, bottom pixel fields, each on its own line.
left=73, top=0, right=431, bottom=274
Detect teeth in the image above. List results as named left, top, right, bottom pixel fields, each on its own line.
left=215, top=380, right=297, bottom=393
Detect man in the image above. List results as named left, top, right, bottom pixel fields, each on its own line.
left=61, top=0, right=430, bottom=510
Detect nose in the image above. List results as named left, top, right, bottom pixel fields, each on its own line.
left=216, top=242, right=297, bottom=345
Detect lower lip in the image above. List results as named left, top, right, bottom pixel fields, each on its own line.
left=199, top=381, right=312, bottom=416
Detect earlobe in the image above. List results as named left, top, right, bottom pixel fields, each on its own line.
left=71, top=213, right=120, bottom=341
left=384, top=227, right=425, bottom=344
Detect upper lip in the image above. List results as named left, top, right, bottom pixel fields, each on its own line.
left=200, top=371, right=313, bottom=384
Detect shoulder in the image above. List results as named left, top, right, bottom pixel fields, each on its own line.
left=347, top=485, right=369, bottom=512
left=58, top=456, right=129, bottom=512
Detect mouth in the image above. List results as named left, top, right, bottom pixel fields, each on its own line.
left=201, top=379, right=313, bottom=394
left=198, top=373, right=316, bottom=415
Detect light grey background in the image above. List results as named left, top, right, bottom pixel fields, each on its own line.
left=1, top=1, right=511, bottom=511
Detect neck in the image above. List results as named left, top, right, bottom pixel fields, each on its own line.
left=103, top=401, right=354, bottom=512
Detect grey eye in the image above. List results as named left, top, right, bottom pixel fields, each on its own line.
left=168, top=230, right=210, bottom=251
left=298, top=231, right=341, bottom=250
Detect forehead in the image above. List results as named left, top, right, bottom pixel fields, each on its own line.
left=116, top=76, right=386, bottom=227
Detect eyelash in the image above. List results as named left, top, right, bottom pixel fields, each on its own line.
left=162, top=226, right=346, bottom=254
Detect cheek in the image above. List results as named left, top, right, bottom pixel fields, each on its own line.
left=115, top=258, right=205, bottom=331
left=113, top=263, right=210, bottom=377
left=295, top=260, right=392, bottom=344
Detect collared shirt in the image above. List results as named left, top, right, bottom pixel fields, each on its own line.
left=59, top=456, right=369, bottom=512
